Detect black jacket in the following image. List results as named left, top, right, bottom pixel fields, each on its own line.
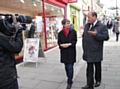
left=27, top=25, right=36, bottom=38
left=82, top=21, right=109, bottom=62
left=58, top=29, right=77, bottom=64
left=0, top=32, right=23, bottom=88
left=107, top=21, right=113, bottom=29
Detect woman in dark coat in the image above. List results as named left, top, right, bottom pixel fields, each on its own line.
left=58, top=19, right=77, bottom=89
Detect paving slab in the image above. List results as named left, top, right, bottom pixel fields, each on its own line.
left=17, top=36, right=120, bottom=89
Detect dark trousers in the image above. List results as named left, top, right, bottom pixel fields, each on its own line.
left=116, top=33, right=119, bottom=41
left=64, top=63, right=74, bottom=85
left=1, top=79, right=18, bottom=89
left=86, top=62, right=101, bottom=86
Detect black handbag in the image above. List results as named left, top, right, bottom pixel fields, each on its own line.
left=112, top=27, right=115, bottom=32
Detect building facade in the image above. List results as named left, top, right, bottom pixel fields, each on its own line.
left=66, top=0, right=81, bottom=37
left=0, top=0, right=69, bottom=60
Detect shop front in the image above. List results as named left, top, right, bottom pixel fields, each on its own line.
left=0, top=0, right=68, bottom=60
left=42, top=0, right=68, bottom=50
left=81, top=5, right=90, bottom=27
left=70, top=4, right=80, bottom=36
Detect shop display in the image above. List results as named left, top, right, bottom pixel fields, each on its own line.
left=46, top=18, right=59, bottom=47
left=0, top=0, right=65, bottom=50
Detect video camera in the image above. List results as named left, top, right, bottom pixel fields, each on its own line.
left=0, top=14, right=32, bottom=36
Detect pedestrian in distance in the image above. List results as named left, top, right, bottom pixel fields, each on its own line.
left=58, top=19, right=77, bottom=89
left=113, top=18, right=120, bottom=42
left=27, top=21, right=36, bottom=38
left=70, top=24, right=74, bottom=30
left=81, top=11, right=109, bottom=89
left=107, top=18, right=113, bottom=36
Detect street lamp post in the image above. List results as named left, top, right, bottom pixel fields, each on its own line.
left=116, top=0, right=118, bottom=16
left=91, top=0, right=94, bottom=10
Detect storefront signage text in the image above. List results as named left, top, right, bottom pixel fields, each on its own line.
left=68, top=0, right=78, bottom=3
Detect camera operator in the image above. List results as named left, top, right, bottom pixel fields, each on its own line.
left=0, top=22, right=23, bottom=89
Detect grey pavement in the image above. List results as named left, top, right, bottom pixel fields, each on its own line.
left=17, top=35, right=120, bottom=89
left=72, top=35, right=120, bottom=89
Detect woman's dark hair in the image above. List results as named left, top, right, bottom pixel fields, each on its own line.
left=61, top=19, right=70, bottom=25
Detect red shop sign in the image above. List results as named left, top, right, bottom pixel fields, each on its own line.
left=68, top=0, right=78, bottom=3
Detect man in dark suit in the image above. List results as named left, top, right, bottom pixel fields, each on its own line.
left=81, top=11, right=109, bottom=89
left=58, top=19, right=77, bottom=89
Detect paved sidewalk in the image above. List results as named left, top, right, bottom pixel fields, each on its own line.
left=17, top=35, right=120, bottom=89
left=72, top=36, right=120, bottom=89
left=17, top=37, right=83, bottom=89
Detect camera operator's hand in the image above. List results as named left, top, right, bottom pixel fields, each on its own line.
left=15, top=22, right=23, bottom=38
left=17, top=22, right=22, bottom=28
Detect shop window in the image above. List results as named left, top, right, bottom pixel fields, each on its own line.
left=0, top=0, right=64, bottom=51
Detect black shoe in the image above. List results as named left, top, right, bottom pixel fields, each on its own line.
left=81, top=85, right=94, bottom=89
left=66, top=84, right=71, bottom=89
left=94, top=82, right=100, bottom=87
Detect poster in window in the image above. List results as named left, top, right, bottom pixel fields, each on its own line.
left=36, top=16, right=43, bottom=32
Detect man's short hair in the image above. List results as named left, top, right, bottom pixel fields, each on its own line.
left=61, top=19, right=70, bottom=25
left=91, top=11, right=97, bottom=18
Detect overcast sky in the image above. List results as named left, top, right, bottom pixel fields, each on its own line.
left=100, top=0, right=120, bottom=8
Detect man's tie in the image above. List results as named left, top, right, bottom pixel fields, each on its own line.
left=89, top=23, right=93, bottom=31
